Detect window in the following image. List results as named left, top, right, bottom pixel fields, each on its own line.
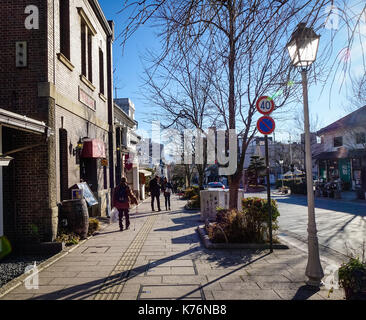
left=356, top=132, right=366, bottom=144
left=60, top=0, right=70, bottom=59
left=99, top=48, right=104, bottom=95
left=88, top=32, right=93, bottom=82
left=78, top=7, right=97, bottom=84
left=81, top=21, right=87, bottom=77
left=334, top=136, right=343, bottom=147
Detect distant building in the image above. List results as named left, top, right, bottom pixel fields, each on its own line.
left=138, top=138, right=167, bottom=177
left=315, top=105, right=366, bottom=191
left=114, top=98, right=141, bottom=198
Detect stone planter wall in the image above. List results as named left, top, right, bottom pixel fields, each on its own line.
left=200, top=189, right=245, bottom=221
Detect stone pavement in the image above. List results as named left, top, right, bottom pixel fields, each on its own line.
left=0, top=196, right=345, bottom=300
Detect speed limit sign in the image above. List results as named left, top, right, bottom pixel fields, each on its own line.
left=256, top=96, right=275, bottom=115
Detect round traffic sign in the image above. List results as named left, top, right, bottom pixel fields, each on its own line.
left=257, top=116, right=275, bottom=135
left=256, top=96, right=275, bottom=115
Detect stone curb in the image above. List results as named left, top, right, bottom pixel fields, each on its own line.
left=196, top=226, right=289, bottom=249
left=0, top=199, right=149, bottom=299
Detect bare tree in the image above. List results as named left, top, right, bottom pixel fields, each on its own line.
left=116, top=0, right=366, bottom=209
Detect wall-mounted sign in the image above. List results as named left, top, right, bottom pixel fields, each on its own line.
left=81, top=139, right=106, bottom=158
left=79, top=87, right=96, bottom=110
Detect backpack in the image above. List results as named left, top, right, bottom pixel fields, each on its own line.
left=117, top=184, right=129, bottom=203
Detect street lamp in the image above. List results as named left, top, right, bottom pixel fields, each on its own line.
left=279, top=159, right=284, bottom=189
left=286, top=23, right=324, bottom=287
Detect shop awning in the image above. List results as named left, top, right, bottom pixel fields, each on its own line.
left=0, top=108, right=48, bottom=135
left=314, top=149, right=366, bottom=161
left=283, top=169, right=304, bottom=177
left=81, top=139, right=106, bottom=158
left=139, top=169, right=152, bottom=177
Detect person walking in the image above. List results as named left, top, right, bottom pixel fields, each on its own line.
left=163, top=178, right=173, bottom=211
left=113, top=177, right=138, bottom=231
left=149, top=175, right=161, bottom=211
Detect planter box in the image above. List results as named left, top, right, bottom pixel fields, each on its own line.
left=196, top=226, right=289, bottom=250
left=200, top=189, right=244, bottom=222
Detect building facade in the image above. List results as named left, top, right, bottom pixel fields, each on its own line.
left=0, top=0, right=115, bottom=244
left=315, top=106, right=366, bottom=191
left=114, top=98, right=142, bottom=199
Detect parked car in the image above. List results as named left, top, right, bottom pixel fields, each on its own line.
left=207, top=182, right=225, bottom=189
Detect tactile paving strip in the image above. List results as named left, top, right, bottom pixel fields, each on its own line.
left=94, top=214, right=158, bottom=300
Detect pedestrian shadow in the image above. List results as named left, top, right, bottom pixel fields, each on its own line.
left=154, top=216, right=201, bottom=232
left=171, top=233, right=200, bottom=244
left=291, top=285, right=320, bottom=300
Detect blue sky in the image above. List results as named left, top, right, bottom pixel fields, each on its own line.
left=99, top=1, right=365, bottom=143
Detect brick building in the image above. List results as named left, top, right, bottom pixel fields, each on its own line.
left=0, top=0, right=115, bottom=245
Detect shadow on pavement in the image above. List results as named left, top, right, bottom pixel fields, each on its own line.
left=28, top=245, right=271, bottom=300
left=153, top=215, right=200, bottom=232
left=291, top=285, right=320, bottom=300
left=274, top=195, right=366, bottom=216
left=177, top=252, right=271, bottom=300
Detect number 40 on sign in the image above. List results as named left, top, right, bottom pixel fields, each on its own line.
left=256, top=96, right=275, bottom=115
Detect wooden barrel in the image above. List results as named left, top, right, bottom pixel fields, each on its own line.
left=60, top=199, right=89, bottom=239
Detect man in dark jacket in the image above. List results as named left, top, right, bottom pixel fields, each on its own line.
left=149, top=175, right=161, bottom=211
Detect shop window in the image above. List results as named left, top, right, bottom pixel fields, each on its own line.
left=334, top=136, right=343, bottom=147
left=356, top=132, right=366, bottom=145
left=352, top=158, right=361, bottom=170
left=60, top=0, right=70, bottom=60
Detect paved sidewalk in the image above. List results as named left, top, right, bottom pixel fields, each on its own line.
left=0, top=196, right=345, bottom=300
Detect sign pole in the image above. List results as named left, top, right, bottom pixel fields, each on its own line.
left=257, top=95, right=275, bottom=254
left=265, top=135, right=273, bottom=253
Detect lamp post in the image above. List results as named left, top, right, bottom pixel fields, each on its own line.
left=286, top=23, right=324, bottom=287
left=279, top=159, right=284, bottom=189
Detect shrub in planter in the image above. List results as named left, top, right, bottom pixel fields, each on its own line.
left=338, top=258, right=366, bottom=300
left=186, top=194, right=200, bottom=209
left=183, top=186, right=200, bottom=200
left=241, top=197, right=280, bottom=242
left=55, top=232, right=80, bottom=246
left=206, top=200, right=280, bottom=244
left=88, top=218, right=100, bottom=236
left=206, top=209, right=237, bottom=243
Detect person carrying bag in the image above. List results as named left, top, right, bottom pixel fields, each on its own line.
left=112, top=177, right=138, bottom=231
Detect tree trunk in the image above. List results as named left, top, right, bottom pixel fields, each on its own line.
left=197, top=165, right=205, bottom=190
left=185, top=164, right=192, bottom=188
left=229, top=174, right=240, bottom=209
left=228, top=1, right=237, bottom=209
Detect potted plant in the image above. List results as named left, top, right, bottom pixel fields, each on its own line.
left=338, top=258, right=366, bottom=300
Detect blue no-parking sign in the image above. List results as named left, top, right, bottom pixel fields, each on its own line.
left=257, top=116, right=275, bottom=135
